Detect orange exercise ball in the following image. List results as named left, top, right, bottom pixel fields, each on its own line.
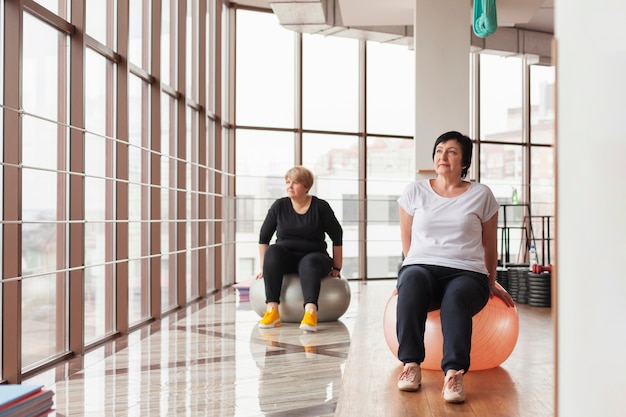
left=383, top=283, right=519, bottom=371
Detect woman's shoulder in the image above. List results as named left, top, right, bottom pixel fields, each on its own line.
left=402, top=180, right=430, bottom=193
left=310, top=196, right=338, bottom=214
left=467, top=182, right=498, bottom=201
left=270, top=197, right=291, bottom=209
left=468, top=181, right=493, bottom=194
left=310, top=195, right=329, bottom=208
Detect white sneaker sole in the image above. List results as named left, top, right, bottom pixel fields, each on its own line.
left=299, top=323, right=317, bottom=332
left=259, top=321, right=281, bottom=329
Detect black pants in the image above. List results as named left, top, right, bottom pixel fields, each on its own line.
left=396, top=264, right=490, bottom=374
left=263, top=244, right=333, bottom=308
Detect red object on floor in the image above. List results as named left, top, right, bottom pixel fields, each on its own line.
left=531, top=264, right=552, bottom=274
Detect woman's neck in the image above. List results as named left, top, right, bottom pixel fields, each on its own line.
left=430, top=176, right=469, bottom=197
left=291, top=195, right=312, bottom=213
left=434, top=175, right=465, bottom=189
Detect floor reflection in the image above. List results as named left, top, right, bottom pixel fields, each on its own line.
left=249, top=321, right=350, bottom=416
left=26, top=286, right=356, bottom=417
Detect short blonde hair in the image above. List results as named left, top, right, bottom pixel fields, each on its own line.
left=285, top=166, right=314, bottom=190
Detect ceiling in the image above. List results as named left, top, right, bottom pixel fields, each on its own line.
left=231, top=0, right=554, bottom=35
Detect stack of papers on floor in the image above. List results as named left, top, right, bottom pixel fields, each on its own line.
left=0, top=385, right=54, bottom=417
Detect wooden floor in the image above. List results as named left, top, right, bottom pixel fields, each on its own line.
left=26, top=278, right=553, bottom=416
left=336, top=280, right=554, bottom=417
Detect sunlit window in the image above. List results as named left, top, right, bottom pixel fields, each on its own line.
left=235, top=130, right=295, bottom=279
left=479, top=54, right=555, bottom=265
left=365, top=41, right=415, bottom=277
left=86, top=0, right=116, bottom=48
left=128, top=74, right=150, bottom=325
left=480, top=54, right=523, bottom=144
left=366, top=41, right=414, bottom=137
left=303, top=34, right=359, bottom=132
left=84, top=48, right=116, bottom=344
left=21, top=12, right=68, bottom=367
left=235, top=10, right=295, bottom=128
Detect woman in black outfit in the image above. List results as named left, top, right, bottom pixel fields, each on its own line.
left=255, top=166, right=343, bottom=332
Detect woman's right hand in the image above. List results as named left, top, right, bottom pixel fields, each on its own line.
left=255, top=271, right=263, bottom=279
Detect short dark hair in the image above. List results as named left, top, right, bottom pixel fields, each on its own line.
left=432, top=131, right=473, bottom=179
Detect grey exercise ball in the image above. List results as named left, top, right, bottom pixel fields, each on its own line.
left=249, top=273, right=351, bottom=323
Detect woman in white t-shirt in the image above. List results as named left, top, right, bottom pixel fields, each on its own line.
left=395, top=131, right=515, bottom=403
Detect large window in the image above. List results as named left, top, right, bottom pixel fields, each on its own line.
left=1, top=0, right=223, bottom=382
left=478, top=54, right=555, bottom=265
left=21, top=12, right=69, bottom=367
left=235, top=130, right=295, bottom=279
left=365, top=41, right=415, bottom=278
left=302, top=133, right=359, bottom=277
left=302, top=35, right=359, bottom=132
left=233, top=9, right=417, bottom=280
left=235, top=10, right=295, bottom=129
left=84, top=48, right=116, bottom=344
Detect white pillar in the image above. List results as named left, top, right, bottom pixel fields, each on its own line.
left=414, top=0, right=469, bottom=179
left=555, top=1, right=626, bottom=415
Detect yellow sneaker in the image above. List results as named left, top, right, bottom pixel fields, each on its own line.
left=299, top=310, right=317, bottom=332
left=259, top=308, right=281, bottom=328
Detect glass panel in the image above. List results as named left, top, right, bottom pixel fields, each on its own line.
left=86, top=0, right=116, bottom=48
left=530, top=65, right=555, bottom=145
left=161, top=94, right=178, bottom=310
left=235, top=130, right=295, bottom=280
left=35, top=0, right=68, bottom=18
left=128, top=75, right=150, bottom=324
left=303, top=35, right=359, bottom=132
left=530, top=146, right=555, bottom=265
left=161, top=0, right=176, bottom=88
left=186, top=0, right=199, bottom=100
left=205, top=119, right=216, bottom=291
left=235, top=10, right=295, bottom=128
left=205, top=3, right=214, bottom=114
left=186, top=109, right=199, bottom=300
left=21, top=13, right=68, bottom=368
left=366, top=137, right=415, bottom=278
left=302, top=133, right=359, bottom=278
left=84, top=49, right=115, bottom=343
left=129, top=0, right=150, bottom=70
left=480, top=54, right=523, bottom=143
left=366, top=41, right=415, bottom=137
left=480, top=143, right=525, bottom=265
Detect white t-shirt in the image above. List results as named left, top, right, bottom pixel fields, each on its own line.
left=397, top=180, right=499, bottom=275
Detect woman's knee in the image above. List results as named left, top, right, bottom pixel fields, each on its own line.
left=298, top=252, right=331, bottom=273
left=264, top=245, right=288, bottom=265
left=398, top=265, right=434, bottom=291
left=442, top=275, right=489, bottom=314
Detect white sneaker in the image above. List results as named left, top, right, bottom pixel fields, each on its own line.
left=442, top=369, right=466, bottom=403
left=397, top=363, right=422, bottom=391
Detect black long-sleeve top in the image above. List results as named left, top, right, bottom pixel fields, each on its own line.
left=259, top=196, right=343, bottom=254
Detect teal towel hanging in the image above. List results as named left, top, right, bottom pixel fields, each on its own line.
left=473, top=0, right=497, bottom=38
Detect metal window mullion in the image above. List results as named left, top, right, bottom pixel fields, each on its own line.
left=68, top=0, right=86, bottom=358
left=294, top=31, right=302, bottom=165
left=358, top=40, right=367, bottom=280
left=211, top=0, right=224, bottom=292
left=176, top=0, right=188, bottom=306
left=522, top=58, right=532, bottom=207
left=2, top=0, right=24, bottom=384
left=197, top=0, right=208, bottom=296
left=116, top=0, right=131, bottom=334
left=56, top=1, right=70, bottom=362
left=150, top=0, right=163, bottom=318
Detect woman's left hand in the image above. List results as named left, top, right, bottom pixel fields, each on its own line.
left=490, top=284, right=516, bottom=307
left=329, top=269, right=341, bottom=278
